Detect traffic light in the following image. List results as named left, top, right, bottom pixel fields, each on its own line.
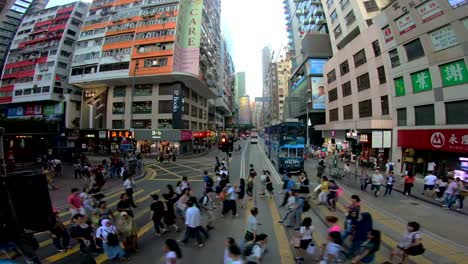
left=221, top=135, right=229, bottom=153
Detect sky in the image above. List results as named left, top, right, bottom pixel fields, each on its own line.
left=47, top=0, right=287, bottom=98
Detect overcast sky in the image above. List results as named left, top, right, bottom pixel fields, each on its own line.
left=47, top=0, right=286, bottom=99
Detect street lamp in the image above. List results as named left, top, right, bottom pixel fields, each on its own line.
left=129, top=60, right=139, bottom=152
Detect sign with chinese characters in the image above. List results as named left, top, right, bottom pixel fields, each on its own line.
left=395, top=13, right=416, bottom=35
left=383, top=131, right=392, bottom=148
left=398, top=129, right=468, bottom=153
left=109, top=130, right=133, bottom=140
left=430, top=26, right=459, bottom=51
left=448, top=0, right=468, bottom=8
left=172, top=84, right=184, bottom=129
left=382, top=26, right=394, bottom=43
left=411, top=69, right=432, bottom=93
left=417, top=0, right=444, bottom=23
left=394, top=77, right=406, bottom=97
left=440, top=59, right=468, bottom=87
left=359, top=134, right=369, bottom=143
left=372, top=130, right=392, bottom=148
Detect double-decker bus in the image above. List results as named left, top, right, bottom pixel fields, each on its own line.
left=266, top=120, right=305, bottom=174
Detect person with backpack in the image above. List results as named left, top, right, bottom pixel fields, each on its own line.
left=351, top=229, right=381, bottom=264
left=96, top=219, right=127, bottom=261
left=385, top=160, right=394, bottom=174
left=384, top=171, right=395, bottom=196
left=199, top=191, right=215, bottom=231
left=319, top=231, right=345, bottom=264
left=390, top=222, right=424, bottom=264
left=244, top=233, right=268, bottom=264
left=203, top=171, right=216, bottom=207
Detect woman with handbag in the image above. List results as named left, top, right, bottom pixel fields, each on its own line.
left=294, top=217, right=315, bottom=262
left=389, top=222, right=424, bottom=264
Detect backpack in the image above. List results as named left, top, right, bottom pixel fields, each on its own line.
left=206, top=177, right=214, bottom=187
left=243, top=242, right=261, bottom=257
left=199, top=194, right=209, bottom=206
left=388, top=163, right=394, bottom=171
left=104, top=230, right=119, bottom=246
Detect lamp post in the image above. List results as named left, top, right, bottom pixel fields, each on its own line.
left=129, top=60, right=139, bottom=152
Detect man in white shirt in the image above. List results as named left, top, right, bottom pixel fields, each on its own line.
left=421, top=173, right=438, bottom=196
left=181, top=200, right=204, bottom=247
left=371, top=169, right=384, bottom=197
left=123, top=175, right=137, bottom=208
left=221, top=184, right=238, bottom=217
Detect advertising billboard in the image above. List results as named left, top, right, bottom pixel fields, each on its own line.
left=239, top=96, right=251, bottom=125
left=308, top=59, right=327, bottom=75
left=311, top=77, right=325, bottom=110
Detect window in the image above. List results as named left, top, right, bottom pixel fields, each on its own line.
left=326, top=0, right=333, bottom=9
left=183, top=102, right=189, bottom=115
left=353, top=49, right=367, bottom=67
left=134, top=84, right=152, bottom=96
left=389, top=49, right=400, bottom=68
left=132, top=119, right=151, bottom=129
left=343, top=104, right=353, bottom=119
left=404, top=39, right=425, bottom=61
left=191, top=121, right=197, bottom=129
left=381, top=95, right=389, bottom=115
left=99, top=62, right=129, bottom=72
left=333, top=24, right=342, bottom=38
left=339, top=0, right=349, bottom=10
left=101, top=48, right=131, bottom=58
left=71, top=64, right=98, bottom=75
left=446, top=101, right=468, bottom=124
left=132, top=101, right=152, bottom=113
left=372, top=40, right=381, bottom=57
left=329, top=108, right=339, bottom=121
left=143, top=57, right=168, bottom=68
left=327, top=69, right=336, bottom=83
left=104, top=33, right=134, bottom=44
left=159, top=84, right=172, bottom=95
left=342, top=81, right=352, bottom=97
left=113, top=86, right=126, bottom=97
left=357, top=73, right=370, bottom=92
left=359, top=99, right=372, bottom=118
left=158, top=100, right=172, bottom=113
left=328, top=88, right=338, bottom=102
left=112, top=120, right=124, bottom=129
left=112, top=102, right=124, bottom=114
left=191, top=105, right=197, bottom=117
left=340, top=60, right=349, bottom=76
left=198, top=108, right=203, bottom=119
left=363, top=0, right=379, bottom=12
left=397, top=108, right=407, bottom=126
left=66, top=29, right=76, bottom=36
left=415, top=104, right=434, bottom=126
left=345, top=10, right=356, bottom=26
left=377, top=66, right=386, bottom=84
left=330, top=10, right=337, bottom=24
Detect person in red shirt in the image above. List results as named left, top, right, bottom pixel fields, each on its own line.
left=68, top=188, right=86, bottom=217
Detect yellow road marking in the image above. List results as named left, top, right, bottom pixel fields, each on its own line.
left=157, top=169, right=203, bottom=175
left=150, top=178, right=203, bottom=182
left=153, top=164, right=183, bottom=178
left=268, top=198, right=295, bottom=264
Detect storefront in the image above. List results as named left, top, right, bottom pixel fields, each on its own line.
left=134, top=129, right=193, bottom=155
left=78, top=129, right=108, bottom=153
left=398, top=129, right=468, bottom=176
left=108, top=130, right=134, bottom=153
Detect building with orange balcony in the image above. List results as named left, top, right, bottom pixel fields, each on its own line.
left=70, top=0, right=228, bottom=143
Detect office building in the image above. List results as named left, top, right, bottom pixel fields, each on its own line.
left=234, top=71, right=245, bottom=124
left=238, top=95, right=251, bottom=126
left=276, top=53, right=291, bottom=120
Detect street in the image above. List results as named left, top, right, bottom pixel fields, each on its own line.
left=26, top=139, right=468, bottom=264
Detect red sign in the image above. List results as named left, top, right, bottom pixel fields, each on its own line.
left=383, top=26, right=394, bottom=43
left=181, top=130, right=192, bottom=141
left=108, top=130, right=133, bottom=139
left=24, top=105, right=35, bottom=116
left=193, top=131, right=207, bottom=139
left=398, top=129, right=468, bottom=153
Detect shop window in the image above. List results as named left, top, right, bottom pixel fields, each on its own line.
left=183, top=102, right=189, bottom=115
left=397, top=108, right=407, bottom=126
left=132, top=101, right=152, bottom=114
left=327, top=69, right=336, bottom=83
left=198, top=108, right=203, bottom=119
left=158, top=119, right=173, bottom=129
left=113, top=86, right=126, bottom=97
left=404, top=39, right=425, bottom=62
left=132, top=119, right=151, bottom=129
left=372, top=40, right=381, bottom=57
left=159, top=84, right=173, bottom=95
left=329, top=108, right=339, bottom=121
left=342, top=81, right=352, bottom=97
left=343, top=104, right=353, bottom=120
left=112, top=102, right=124, bottom=114
left=112, top=120, right=124, bottom=129
left=446, top=100, right=468, bottom=124
left=415, top=104, right=434, bottom=126
left=377, top=66, right=386, bottom=84
left=353, top=49, right=367, bottom=67
left=359, top=99, right=372, bottom=118
left=357, top=73, right=370, bottom=92
left=328, top=88, right=338, bottom=102
left=191, top=121, right=197, bottom=129
left=99, top=62, right=129, bottom=72
left=381, top=95, right=389, bottom=115
left=191, top=105, right=198, bottom=117
left=134, top=84, right=152, bottom=96
left=158, top=100, right=172, bottom=113
left=340, top=60, right=349, bottom=76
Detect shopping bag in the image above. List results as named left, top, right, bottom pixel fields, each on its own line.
left=306, top=244, right=316, bottom=255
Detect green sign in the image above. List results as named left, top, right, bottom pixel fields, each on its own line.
left=411, top=69, right=432, bottom=93
left=394, top=77, right=406, bottom=97
left=440, top=59, right=468, bottom=87
left=44, top=102, right=64, bottom=115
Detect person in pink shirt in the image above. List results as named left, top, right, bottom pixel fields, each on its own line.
left=326, top=216, right=341, bottom=233
left=68, top=188, right=86, bottom=217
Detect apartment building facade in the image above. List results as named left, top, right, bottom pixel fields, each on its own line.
left=276, top=54, right=291, bottom=121
left=374, top=0, right=468, bottom=175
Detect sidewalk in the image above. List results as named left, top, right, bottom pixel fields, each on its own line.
left=306, top=155, right=468, bottom=215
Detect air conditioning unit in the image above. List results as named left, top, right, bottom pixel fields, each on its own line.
left=90, top=68, right=95, bottom=74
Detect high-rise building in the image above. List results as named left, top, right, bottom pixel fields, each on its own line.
left=0, top=1, right=90, bottom=130
left=276, top=53, right=291, bottom=121
left=70, top=0, right=223, bottom=135
left=261, top=46, right=270, bottom=86
left=234, top=71, right=245, bottom=124
left=315, top=0, right=393, bottom=160
left=253, top=97, right=263, bottom=128
left=238, top=95, right=251, bottom=126
left=217, top=36, right=235, bottom=128
left=374, top=0, right=468, bottom=173
left=0, top=0, right=50, bottom=75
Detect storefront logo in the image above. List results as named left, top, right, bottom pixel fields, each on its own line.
left=152, top=130, right=162, bottom=139
left=430, top=132, right=445, bottom=148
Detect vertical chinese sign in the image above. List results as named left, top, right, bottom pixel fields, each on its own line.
left=411, top=69, right=433, bottom=93
left=440, top=60, right=468, bottom=87
left=394, top=77, right=406, bottom=97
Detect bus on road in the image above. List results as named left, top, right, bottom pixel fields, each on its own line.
left=266, top=120, right=305, bottom=174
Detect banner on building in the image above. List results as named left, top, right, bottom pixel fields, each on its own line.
left=395, top=13, right=416, bottom=35
left=417, top=0, right=444, bottom=23
left=429, top=26, right=459, bottom=52
left=382, top=26, right=394, bottom=43
left=311, top=77, right=325, bottom=110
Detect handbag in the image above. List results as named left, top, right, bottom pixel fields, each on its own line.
left=306, top=243, right=316, bottom=255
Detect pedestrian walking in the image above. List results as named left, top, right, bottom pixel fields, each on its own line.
left=370, top=169, right=384, bottom=197
left=352, top=229, right=381, bottom=264
left=123, top=175, right=137, bottom=208
left=49, top=211, right=71, bottom=252
left=434, top=176, right=448, bottom=201
left=68, top=188, right=86, bottom=217
left=244, top=207, right=260, bottom=244
left=237, top=178, right=246, bottom=208
left=389, top=222, right=425, bottom=264
left=318, top=176, right=329, bottom=205
left=181, top=200, right=205, bottom=247
left=403, top=172, right=416, bottom=196
left=176, top=188, right=191, bottom=218
left=385, top=160, right=394, bottom=174
left=228, top=245, right=243, bottom=264
left=349, top=213, right=373, bottom=257
left=319, top=231, right=345, bottom=264
left=265, top=171, right=274, bottom=198
left=116, top=212, right=139, bottom=254
left=70, top=214, right=99, bottom=255
left=258, top=171, right=267, bottom=197
left=360, top=170, right=370, bottom=192
left=162, top=193, right=179, bottom=232
left=281, top=174, right=295, bottom=207
left=249, top=164, right=257, bottom=178
left=221, top=183, right=238, bottom=217
left=384, top=171, right=395, bottom=196
left=421, top=172, right=438, bottom=196
left=97, top=201, right=114, bottom=224
left=279, top=191, right=298, bottom=227
left=327, top=180, right=339, bottom=211
left=244, top=233, right=268, bottom=264
left=326, top=216, right=341, bottom=234
left=444, top=178, right=466, bottom=211
left=117, top=193, right=134, bottom=218
left=150, top=194, right=168, bottom=236
left=96, top=219, right=127, bottom=261
left=299, top=172, right=310, bottom=195
left=198, top=191, right=215, bottom=231
left=181, top=176, right=191, bottom=191
left=246, top=176, right=254, bottom=200
left=224, top=237, right=237, bottom=264
left=280, top=173, right=288, bottom=194
left=294, top=217, right=314, bottom=262
left=163, top=239, right=182, bottom=264
left=317, top=158, right=326, bottom=182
